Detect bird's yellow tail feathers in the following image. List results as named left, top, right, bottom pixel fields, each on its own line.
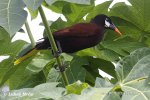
left=14, top=48, right=38, bottom=65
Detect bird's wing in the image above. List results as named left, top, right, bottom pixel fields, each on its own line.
left=53, top=23, right=102, bottom=38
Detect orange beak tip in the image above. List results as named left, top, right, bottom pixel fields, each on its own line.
left=114, top=28, right=123, bottom=36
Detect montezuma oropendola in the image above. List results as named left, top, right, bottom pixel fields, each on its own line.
left=14, top=14, right=122, bottom=65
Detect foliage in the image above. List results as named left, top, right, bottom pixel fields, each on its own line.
left=0, top=0, right=150, bottom=100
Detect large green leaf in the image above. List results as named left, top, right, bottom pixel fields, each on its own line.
left=42, top=1, right=69, bottom=13
left=43, top=17, right=68, bottom=37
left=23, top=0, right=44, bottom=11
left=9, top=52, right=54, bottom=89
left=0, top=57, right=14, bottom=84
left=0, top=40, right=27, bottom=56
left=104, top=92, right=121, bottom=100
left=0, top=57, right=37, bottom=89
left=115, top=48, right=150, bottom=99
left=66, top=81, right=89, bottom=95
left=101, top=35, right=147, bottom=56
left=50, top=17, right=67, bottom=32
left=84, top=57, right=116, bottom=78
left=0, top=27, right=10, bottom=49
left=86, top=1, right=112, bottom=21
left=110, top=0, right=150, bottom=45
left=115, top=47, right=150, bottom=82
left=26, top=50, right=53, bottom=73
left=66, top=56, right=88, bottom=84
left=128, top=0, right=150, bottom=31
left=77, top=47, right=120, bottom=62
left=62, top=3, right=94, bottom=23
left=46, top=68, right=61, bottom=82
left=60, top=87, right=112, bottom=100
left=28, top=8, right=38, bottom=20
left=45, top=0, right=91, bottom=5
left=110, top=2, right=142, bottom=30
left=0, top=0, right=27, bottom=37
left=0, top=50, right=54, bottom=89
left=110, top=16, right=142, bottom=40
left=0, top=41, right=27, bottom=87
left=121, top=76, right=150, bottom=100
left=94, top=77, right=113, bottom=88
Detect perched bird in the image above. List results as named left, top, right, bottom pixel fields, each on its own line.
left=14, top=14, right=122, bottom=65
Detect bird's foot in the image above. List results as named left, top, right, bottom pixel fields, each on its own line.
left=54, top=64, right=67, bottom=72
left=53, top=51, right=61, bottom=57
left=59, top=64, right=66, bottom=72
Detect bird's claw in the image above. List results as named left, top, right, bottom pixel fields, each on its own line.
left=53, top=51, right=61, bottom=57
left=59, top=64, right=66, bottom=72
left=54, top=64, right=67, bottom=72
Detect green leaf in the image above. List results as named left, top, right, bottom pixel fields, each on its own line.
left=0, top=57, right=44, bottom=89
left=23, top=0, right=44, bottom=11
left=115, top=47, right=150, bottom=99
left=61, top=87, right=112, bottom=100
left=0, top=50, right=53, bottom=89
left=50, top=17, right=67, bottom=32
left=84, top=70, right=96, bottom=86
left=84, top=57, right=116, bottom=79
left=3, top=82, right=65, bottom=100
left=0, top=0, right=27, bottom=37
left=94, top=77, right=113, bottom=88
left=43, top=59, right=57, bottom=81
left=43, top=17, right=67, bottom=37
left=121, top=76, right=150, bottom=100
left=96, top=47, right=120, bottom=61
left=26, top=50, right=53, bottom=73
left=109, top=1, right=150, bottom=46
left=61, top=53, right=73, bottom=62
left=86, top=1, right=112, bottom=21
left=46, top=68, right=61, bottom=82
left=45, top=0, right=91, bottom=5
left=0, top=27, right=10, bottom=45
left=0, top=39, right=27, bottom=87
left=66, top=56, right=88, bottom=84
left=101, top=35, right=147, bottom=56
left=0, top=40, right=27, bottom=56
left=104, top=92, right=121, bottom=100
left=10, top=71, right=46, bottom=89
left=110, top=2, right=142, bottom=30
left=0, top=58, right=14, bottom=85
left=66, top=81, right=89, bottom=95
left=115, top=47, right=150, bottom=82
left=128, top=0, right=150, bottom=31
left=110, top=16, right=142, bottom=40
left=77, top=47, right=119, bottom=62
left=42, top=1, right=69, bottom=13
left=76, top=48, right=100, bottom=57
left=28, top=8, right=38, bottom=20
left=62, top=3, right=94, bottom=23
left=109, top=0, right=150, bottom=44
left=8, top=51, right=54, bottom=89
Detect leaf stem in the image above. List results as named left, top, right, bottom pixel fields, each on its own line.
left=25, top=21, right=36, bottom=47
left=38, top=6, right=69, bottom=85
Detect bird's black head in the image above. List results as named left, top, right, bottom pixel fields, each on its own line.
left=91, top=14, right=122, bottom=36
left=90, top=14, right=111, bottom=27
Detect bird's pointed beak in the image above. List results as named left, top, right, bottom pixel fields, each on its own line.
left=114, top=28, right=122, bottom=36
left=110, top=24, right=122, bottom=36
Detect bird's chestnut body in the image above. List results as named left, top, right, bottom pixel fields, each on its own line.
left=36, top=23, right=105, bottom=53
